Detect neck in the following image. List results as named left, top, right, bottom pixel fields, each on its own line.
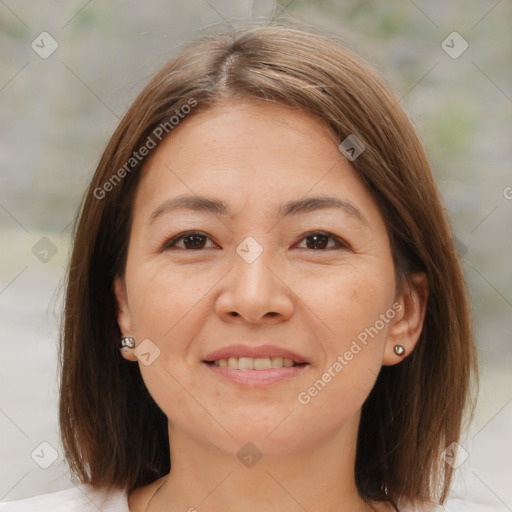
left=147, top=414, right=377, bottom=512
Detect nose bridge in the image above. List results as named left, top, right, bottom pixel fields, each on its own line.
left=215, top=236, right=294, bottom=323
left=235, top=244, right=274, bottom=295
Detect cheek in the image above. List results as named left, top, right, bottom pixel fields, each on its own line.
left=303, top=259, right=396, bottom=348
left=126, top=259, right=212, bottom=341
left=124, top=261, right=211, bottom=423
left=293, top=260, right=395, bottom=423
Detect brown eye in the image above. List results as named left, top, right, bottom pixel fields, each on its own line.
left=296, top=231, right=347, bottom=250
left=164, top=231, right=216, bottom=250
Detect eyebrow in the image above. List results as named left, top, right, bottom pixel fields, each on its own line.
left=148, top=194, right=369, bottom=227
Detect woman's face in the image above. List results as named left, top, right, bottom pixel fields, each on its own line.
left=115, top=99, right=418, bottom=457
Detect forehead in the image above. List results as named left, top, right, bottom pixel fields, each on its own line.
left=140, top=99, right=338, bottom=179
left=132, top=99, right=385, bottom=232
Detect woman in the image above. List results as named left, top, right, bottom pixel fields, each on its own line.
left=1, top=20, right=478, bottom=512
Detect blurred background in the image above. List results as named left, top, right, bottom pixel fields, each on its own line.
left=0, top=0, right=511, bottom=508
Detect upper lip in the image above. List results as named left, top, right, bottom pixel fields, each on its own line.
left=203, top=344, right=309, bottom=364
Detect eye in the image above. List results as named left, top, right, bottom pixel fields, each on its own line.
left=163, top=231, right=217, bottom=250
left=163, top=230, right=349, bottom=251
left=295, top=231, right=348, bottom=250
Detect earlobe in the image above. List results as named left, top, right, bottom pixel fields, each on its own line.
left=113, top=276, right=138, bottom=362
left=382, top=272, right=429, bottom=366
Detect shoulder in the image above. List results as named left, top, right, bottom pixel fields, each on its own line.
left=398, top=497, right=500, bottom=511
left=0, top=483, right=129, bottom=512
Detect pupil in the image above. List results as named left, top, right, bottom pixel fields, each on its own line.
left=308, top=234, right=327, bottom=250
left=184, top=235, right=205, bottom=249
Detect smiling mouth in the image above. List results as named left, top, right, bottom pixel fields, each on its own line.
left=204, top=357, right=308, bottom=370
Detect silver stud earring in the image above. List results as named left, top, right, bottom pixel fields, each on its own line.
left=120, top=337, right=135, bottom=354
left=393, top=344, right=406, bottom=356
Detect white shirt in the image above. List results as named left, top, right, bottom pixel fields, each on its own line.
left=0, top=484, right=128, bottom=512
left=0, top=484, right=496, bottom=511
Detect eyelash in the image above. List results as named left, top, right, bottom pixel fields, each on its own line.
left=162, top=230, right=349, bottom=251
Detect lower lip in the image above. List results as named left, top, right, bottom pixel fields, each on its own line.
left=203, top=362, right=309, bottom=386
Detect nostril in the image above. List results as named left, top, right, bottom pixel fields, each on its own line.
left=228, top=311, right=277, bottom=318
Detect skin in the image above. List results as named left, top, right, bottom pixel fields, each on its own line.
left=114, top=99, right=428, bottom=512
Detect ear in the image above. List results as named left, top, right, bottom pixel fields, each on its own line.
left=382, top=272, right=429, bottom=366
left=114, top=276, right=137, bottom=362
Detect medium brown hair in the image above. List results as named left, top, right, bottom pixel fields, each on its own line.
left=59, top=20, right=477, bottom=505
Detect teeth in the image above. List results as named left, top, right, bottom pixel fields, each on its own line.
left=254, top=357, right=272, bottom=370
left=239, top=357, right=254, bottom=370
left=212, top=356, right=297, bottom=370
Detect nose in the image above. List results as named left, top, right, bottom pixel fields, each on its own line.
left=214, top=248, right=295, bottom=324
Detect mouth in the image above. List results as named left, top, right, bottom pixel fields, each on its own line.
left=204, top=356, right=308, bottom=370
left=202, top=345, right=310, bottom=386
